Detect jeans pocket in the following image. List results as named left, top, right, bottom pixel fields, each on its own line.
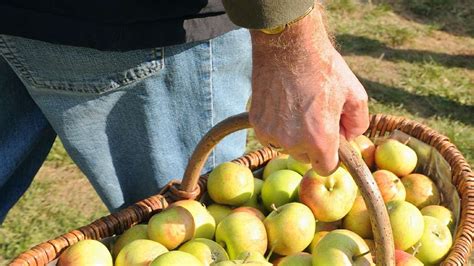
left=0, top=35, right=163, bottom=94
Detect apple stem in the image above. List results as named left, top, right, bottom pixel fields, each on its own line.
left=410, top=242, right=422, bottom=256
left=242, top=252, right=251, bottom=263
left=270, top=203, right=279, bottom=213
left=353, top=250, right=371, bottom=260
left=266, top=245, right=275, bottom=261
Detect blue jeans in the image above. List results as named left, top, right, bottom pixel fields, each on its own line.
left=0, top=29, right=252, bottom=221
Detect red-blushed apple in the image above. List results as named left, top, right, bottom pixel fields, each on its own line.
left=57, top=239, right=112, bottom=266
left=261, top=169, right=302, bottom=210
left=147, top=206, right=194, bottom=250
left=372, top=170, right=406, bottom=203
left=150, top=250, right=203, bottom=266
left=395, top=250, right=423, bottom=266
left=115, top=239, right=168, bottom=266
left=354, top=135, right=376, bottom=169
left=420, top=205, right=455, bottom=233
left=413, top=216, right=452, bottom=265
left=178, top=238, right=229, bottom=265
left=299, top=167, right=357, bottom=222
left=112, top=224, right=148, bottom=258
left=242, top=178, right=267, bottom=214
left=308, top=231, right=329, bottom=253
left=171, top=199, right=216, bottom=239
left=207, top=204, right=232, bottom=226
left=287, top=156, right=312, bottom=176
left=207, top=162, right=254, bottom=206
left=232, top=206, right=265, bottom=221
left=312, top=229, right=373, bottom=265
left=342, top=196, right=373, bottom=239
left=264, top=202, right=315, bottom=256
left=263, top=154, right=289, bottom=180
left=386, top=200, right=424, bottom=250
left=401, top=173, right=440, bottom=209
left=215, top=212, right=267, bottom=259
left=273, top=252, right=312, bottom=266
left=375, top=139, right=417, bottom=177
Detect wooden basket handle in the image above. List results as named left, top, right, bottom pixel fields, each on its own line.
left=180, top=112, right=395, bottom=266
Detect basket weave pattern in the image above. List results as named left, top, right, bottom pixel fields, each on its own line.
left=9, top=114, right=474, bottom=266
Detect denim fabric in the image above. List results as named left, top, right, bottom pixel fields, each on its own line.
left=0, top=29, right=252, bottom=214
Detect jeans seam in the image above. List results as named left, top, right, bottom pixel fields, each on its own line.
left=209, top=38, right=216, bottom=168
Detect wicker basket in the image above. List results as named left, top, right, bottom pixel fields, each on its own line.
left=9, top=113, right=474, bottom=266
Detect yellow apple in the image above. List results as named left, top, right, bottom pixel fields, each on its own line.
left=401, top=173, right=440, bottom=209
left=150, top=251, right=203, bottom=266
left=57, top=239, right=112, bottom=266
left=263, top=154, right=289, bottom=180
left=342, top=196, right=373, bottom=239
left=413, top=216, right=452, bottom=265
left=115, top=239, right=168, bottom=266
left=261, top=169, right=302, bottom=210
left=207, top=162, right=254, bottom=206
left=207, top=204, right=232, bottom=226
left=171, top=200, right=216, bottom=239
left=179, top=238, right=229, bottom=265
left=373, top=170, right=406, bottom=203
left=375, top=139, right=417, bottom=177
left=420, top=205, right=455, bottom=233
left=112, top=224, right=148, bottom=258
left=386, top=200, right=424, bottom=250
left=287, top=156, right=312, bottom=176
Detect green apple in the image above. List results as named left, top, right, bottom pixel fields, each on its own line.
left=57, top=239, right=112, bottom=266
left=287, top=156, right=312, bottom=175
left=171, top=199, right=216, bottom=239
left=420, top=205, right=455, bottom=233
left=216, top=212, right=267, bottom=259
left=147, top=206, right=194, bottom=249
left=236, top=251, right=268, bottom=263
left=386, top=200, right=424, bottom=250
left=261, top=170, right=302, bottom=210
left=312, top=229, right=373, bottom=266
left=395, top=250, right=423, bottom=266
left=372, top=170, right=406, bottom=203
left=232, top=206, right=265, bottom=221
left=242, top=178, right=267, bottom=214
left=413, top=216, right=452, bottom=265
left=207, top=162, right=254, bottom=206
left=354, top=135, right=376, bottom=170
left=401, top=173, right=440, bottom=209
left=263, top=154, right=289, bottom=180
left=264, top=202, right=315, bottom=255
left=342, top=196, right=373, bottom=239
left=299, top=167, right=357, bottom=222
left=308, top=231, right=329, bottom=253
left=150, top=251, right=203, bottom=266
left=207, top=204, right=232, bottom=226
left=273, top=252, right=312, bottom=266
left=375, top=139, right=417, bottom=177
left=115, top=239, right=168, bottom=266
left=179, top=238, right=228, bottom=265
left=112, top=224, right=148, bottom=258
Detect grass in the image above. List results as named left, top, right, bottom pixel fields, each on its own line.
left=1, top=0, right=473, bottom=264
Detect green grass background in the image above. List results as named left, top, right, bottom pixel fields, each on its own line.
left=1, top=0, right=473, bottom=264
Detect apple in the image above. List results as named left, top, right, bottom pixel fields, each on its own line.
left=308, top=231, right=329, bottom=253
left=215, top=212, right=267, bottom=259
left=171, top=200, right=216, bottom=239
left=232, top=206, right=265, bottom=221
left=115, top=239, right=168, bottom=266
left=395, top=250, right=423, bottom=266
left=375, top=139, right=417, bottom=177
left=150, top=251, right=203, bottom=266
left=178, top=238, right=229, bottom=265
left=386, top=200, right=424, bottom=250
left=342, top=196, right=373, bottom=239
left=264, top=202, right=315, bottom=255
left=261, top=169, right=302, bottom=210
left=273, top=252, right=312, bottom=266
left=299, top=167, right=357, bottom=222
left=147, top=206, right=194, bottom=249
left=420, top=205, right=455, bottom=233
left=112, top=224, right=148, bottom=258
left=207, top=204, right=232, bottom=226
left=287, top=156, right=312, bottom=175
left=354, top=135, right=376, bottom=169
left=263, top=154, right=289, bottom=179
left=372, top=170, right=406, bottom=203
left=57, top=239, right=112, bottom=266
left=242, top=178, right=267, bottom=214
left=312, top=229, right=373, bottom=266
left=413, top=216, right=452, bottom=265
left=236, top=251, right=268, bottom=263
left=207, top=162, right=254, bottom=206
left=401, top=173, right=440, bottom=209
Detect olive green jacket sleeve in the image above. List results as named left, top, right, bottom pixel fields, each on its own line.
left=222, top=0, right=314, bottom=29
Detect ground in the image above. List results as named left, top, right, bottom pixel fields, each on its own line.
left=0, top=0, right=472, bottom=264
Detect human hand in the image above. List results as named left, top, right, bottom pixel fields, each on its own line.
left=249, top=5, right=369, bottom=176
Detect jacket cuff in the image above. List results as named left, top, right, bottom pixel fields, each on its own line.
left=222, top=0, right=315, bottom=29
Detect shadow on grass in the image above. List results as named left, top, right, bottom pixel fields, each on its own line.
left=336, top=34, right=474, bottom=69
left=360, top=77, right=474, bottom=126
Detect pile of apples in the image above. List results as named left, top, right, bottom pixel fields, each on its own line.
left=57, top=136, right=455, bottom=266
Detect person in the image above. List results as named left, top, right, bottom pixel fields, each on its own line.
left=0, top=0, right=369, bottom=222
